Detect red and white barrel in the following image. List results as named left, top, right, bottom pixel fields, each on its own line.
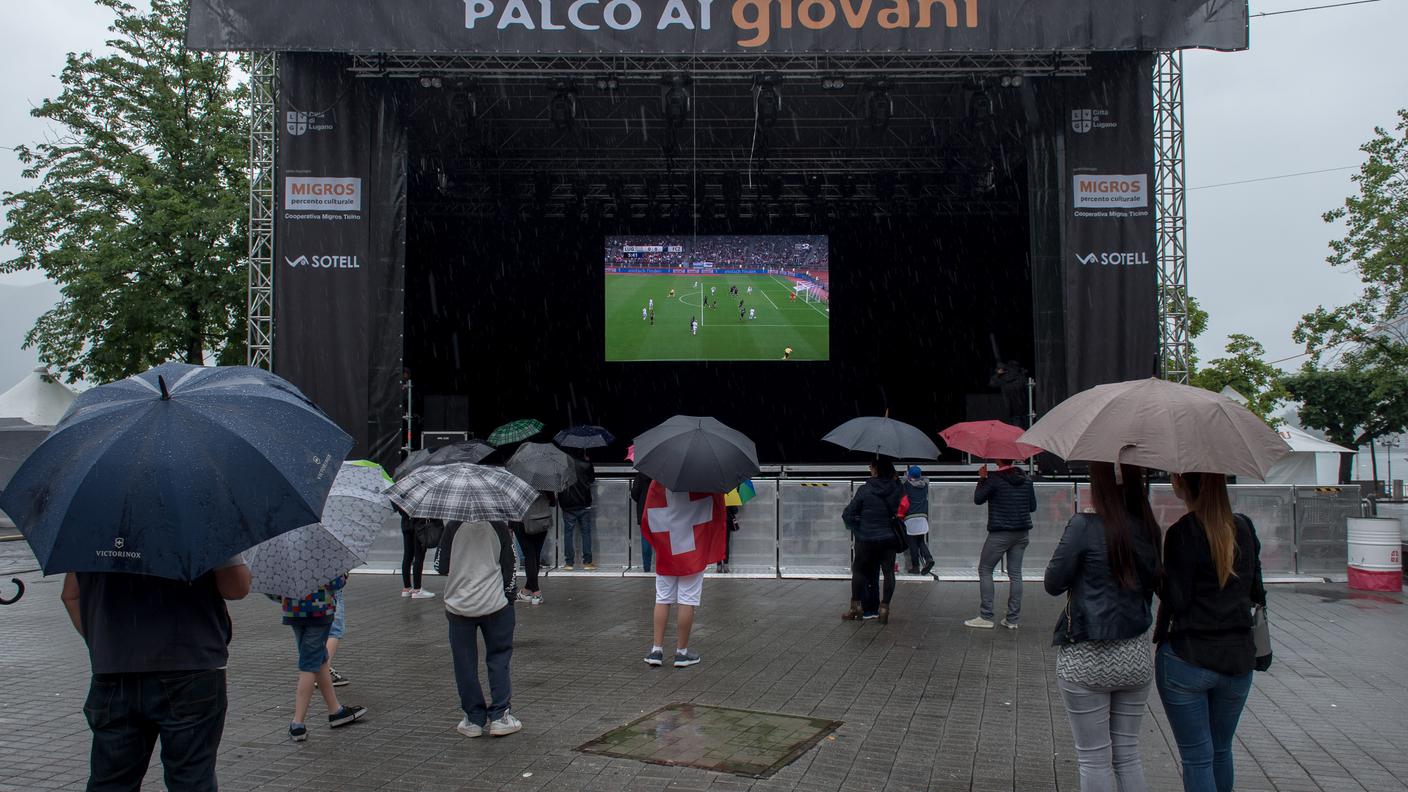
left=1347, top=517, right=1402, bottom=592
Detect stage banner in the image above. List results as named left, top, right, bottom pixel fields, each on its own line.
left=275, top=54, right=405, bottom=466
left=188, top=0, right=1247, bottom=54
left=1060, top=53, right=1159, bottom=395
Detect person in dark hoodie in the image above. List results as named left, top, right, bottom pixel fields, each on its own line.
left=966, top=459, right=1037, bottom=629
left=900, top=465, right=934, bottom=575
left=841, top=459, right=904, bottom=624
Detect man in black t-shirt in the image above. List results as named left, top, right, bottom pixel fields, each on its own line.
left=61, top=558, right=251, bottom=790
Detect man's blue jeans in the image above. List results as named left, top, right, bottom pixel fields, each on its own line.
left=562, top=508, right=594, bottom=565
left=84, top=669, right=227, bottom=791
left=447, top=606, right=515, bottom=726
left=1155, top=643, right=1254, bottom=792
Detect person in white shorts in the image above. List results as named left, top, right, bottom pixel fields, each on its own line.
left=644, top=572, right=704, bottom=668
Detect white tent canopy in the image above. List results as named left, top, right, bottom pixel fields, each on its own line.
left=1255, top=425, right=1353, bottom=486
left=0, top=366, right=76, bottom=427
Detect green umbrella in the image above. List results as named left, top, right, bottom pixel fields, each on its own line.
left=489, top=418, right=544, bottom=446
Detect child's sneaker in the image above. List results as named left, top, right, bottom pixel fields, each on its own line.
left=456, top=717, right=483, bottom=738
left=289, top=723, right=307, bottom=742
left=328, top=704, right=367, bottom=728
left=328, top=668, right=350, bottom=687
left=488, top=712, right=523, bottom=737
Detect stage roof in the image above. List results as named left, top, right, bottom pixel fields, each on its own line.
left=186, top=0, right=1248, bottom=55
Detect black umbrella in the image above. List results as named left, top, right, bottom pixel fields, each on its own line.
left=393, top=448, right=432, bottom=481
left=426, top=440, right=496, bottom=466
left=823, top=416, right=940, bottom=460
left=554, top=424, right=615, bottom=449
left=632, top=416, right=759, bottom=493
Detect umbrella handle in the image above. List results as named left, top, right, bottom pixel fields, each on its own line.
left=0, top=578, right=23, bottom=605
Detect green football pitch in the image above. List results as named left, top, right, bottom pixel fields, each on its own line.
left=605, top=274, right=830, bottom=362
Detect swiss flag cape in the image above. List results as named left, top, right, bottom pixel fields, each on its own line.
left=640, top=482, right=727, bottom=576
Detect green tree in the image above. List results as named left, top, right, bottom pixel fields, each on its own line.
left=1284, top=363, right=1408, bottom=484
left=1191, top=333, right=1286, bottom=424
left=1162, top=294, right=1210, bottom=378
left=1294, top=108, right=1408, bottom=367
left=1, top=0, right=248, bottom=384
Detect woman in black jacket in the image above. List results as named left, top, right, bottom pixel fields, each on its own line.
left=1044, top=463, right=1160, bottom=792
left=1155, top=472, right=1266, bottom=792
left=841, top=459, right=903, bottom=623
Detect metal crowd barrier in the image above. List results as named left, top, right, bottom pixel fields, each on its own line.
left=364, top=479, right=1366, bottom=579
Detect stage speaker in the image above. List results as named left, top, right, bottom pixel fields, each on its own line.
left=965, top=393, right=1007, bottom=422
left=422, top=430, right=468, bottom=449
left=422, top=395, right=469, bottom=431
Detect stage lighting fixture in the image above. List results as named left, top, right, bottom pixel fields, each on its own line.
left=549, top=81, right=577, bottom=130
left=595, top=74, right=620, bottom=92
left=449, top=90, right=477, bottom=125
left=822, top=74, right=846, bottom=90
left=419, top=76, right=443, bottom=89
left=754, top=74, right=781, bottom=130
left=1000, top=75, right=1025, bottom=88
left=864, top=78, right=893, bottom=130
left=662, top=75, right=692, bottom=126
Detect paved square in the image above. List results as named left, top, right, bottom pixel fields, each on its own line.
left=577, top=703, right=841, bottom=778
left=3, top=537, right=1408, bottom=791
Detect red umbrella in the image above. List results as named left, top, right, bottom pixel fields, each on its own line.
left=939, top=420, right=1042, bottom=461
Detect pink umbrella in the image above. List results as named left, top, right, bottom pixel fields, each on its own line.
left=939, top=420, right=1042, bottom=461
left=625, top=444, right=635, bottom=462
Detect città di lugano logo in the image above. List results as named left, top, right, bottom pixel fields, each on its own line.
left=463, top=0, right=980, bottom=47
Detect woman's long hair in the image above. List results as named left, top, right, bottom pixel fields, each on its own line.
left=1088, top=462, right=1160, bottom=589
left=1178, top=472, right=1237, bottom=587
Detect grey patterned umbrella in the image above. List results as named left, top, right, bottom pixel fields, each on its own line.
left=388, top=462, right=538, bottom=523
left=507, top=442, right=577, bottom=492
left=246, top=461, right=393, bottom=598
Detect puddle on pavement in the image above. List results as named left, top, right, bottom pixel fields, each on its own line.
left=577, top=703, right=842, bottom=779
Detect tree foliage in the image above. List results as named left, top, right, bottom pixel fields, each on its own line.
left=1294, top=108, right=1408, bottom=367
left=1284, top=363, right=1408, bottom=483
left=0, top=0, right=248, bottom=384
left=1191, top=334, right=1286, bottom=424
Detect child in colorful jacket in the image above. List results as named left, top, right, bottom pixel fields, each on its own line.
left=278, top=576, right=367, bottom=741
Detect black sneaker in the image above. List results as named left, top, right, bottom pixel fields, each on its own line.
left=328, top=704, right=367, bottom=728
left=643, top=648, right=664, bottom=667
left=674, top=650, right=701, bottom=668
left=289, top=723, right=307, bottom=742
left=329, top=668, right=350, bottom=687
left=921, top=561, right=935, bottom=575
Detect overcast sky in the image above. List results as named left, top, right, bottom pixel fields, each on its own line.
left=1, top=0, right=1405, bottom=372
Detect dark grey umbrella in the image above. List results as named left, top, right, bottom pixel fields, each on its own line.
left=426, top=440, right=496, bottom=466
left=823, top=416, right=940, bottom=460
left=393, top=449, right=433, bottom=481
left=507, top=442, right=577, bottom=492
left=633, top=416, right=759, bottom=493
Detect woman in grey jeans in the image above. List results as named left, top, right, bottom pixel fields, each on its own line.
left=1044, top=462, right=1161, bottom=792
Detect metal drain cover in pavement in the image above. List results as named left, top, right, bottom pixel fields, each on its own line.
left=577, top=703, right=842, bottom=779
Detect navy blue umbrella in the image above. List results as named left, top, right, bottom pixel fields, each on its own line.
left=0, top=363, right=352, bottom=582
left=554, top=424, right=615, bottom=449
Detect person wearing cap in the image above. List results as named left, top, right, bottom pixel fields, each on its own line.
left=901, top=466, right=935, bottom=575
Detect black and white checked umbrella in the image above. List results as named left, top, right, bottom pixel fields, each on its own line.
left=388, top=462, right=538, bottom=523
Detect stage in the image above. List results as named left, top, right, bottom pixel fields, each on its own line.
left=183, top=0, right=1249, bottom=467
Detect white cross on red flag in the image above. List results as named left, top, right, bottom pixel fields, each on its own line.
left=641, top=482, right=727, bottom=577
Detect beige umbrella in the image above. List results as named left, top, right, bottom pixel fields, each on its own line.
left=1019, top=378, right=1292, bottom=479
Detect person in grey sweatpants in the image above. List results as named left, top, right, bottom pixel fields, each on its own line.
left=966, top=461, right=1037, bottom=629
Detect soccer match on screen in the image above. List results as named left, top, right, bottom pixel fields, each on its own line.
left=604, top=235, right=830, bottom=362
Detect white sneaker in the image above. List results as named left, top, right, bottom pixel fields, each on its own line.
left=531, top=593, right=543, bottom=606
left=964, top=616, right=995, bottom=629
left=1000, top=618, right=1019, bottom=630
left=400, top=588, right=412, bottom=598
left=456, top=717, right=483, bottom=738
left=488, top=712, right=522, bottom=737
left=410, top=589, right=436, bottom=600
left=516, top=590, right=534, bottom=604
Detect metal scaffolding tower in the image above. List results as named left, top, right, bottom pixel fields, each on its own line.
left=1154, top=51, right=1190, bottom=384
left=246, top=52, right=277, bottom=371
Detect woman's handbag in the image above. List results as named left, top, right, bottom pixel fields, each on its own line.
left=414, top=518, right=445, bottom=549
left=1252, top=603, right=1273, bottom=671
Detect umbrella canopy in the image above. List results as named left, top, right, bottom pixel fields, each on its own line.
left=1019, top=378, right=1292, bottom=479
left=724, top=479, right=757, bottom=507
left=393, top=448, right=432, bottom=481
left=822, top=416, right=940, bottom=460
left=633, top=416, right=759, bottom=493
left=426, top=440, right=497, bottom=467
left=939, top=420, right=1042, bottom=461
left=0, top=363, right=352, bottom=581
left=625, top=444, right=635, bottom=462
left=246, top=461, right=393, bottom=598
left=507, top=442, right=577, bottom=492
left=489, top=419, right=544, bottom=446
left=388, top=462, right=539, bottom=523
left=554, top=424, right=615, bottom=449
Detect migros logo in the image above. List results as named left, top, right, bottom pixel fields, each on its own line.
left=1076, top=178, right=1143, bottom=194
left=284, top=177, right=363, bottom=212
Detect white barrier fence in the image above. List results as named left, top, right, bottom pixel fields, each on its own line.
left=365, top=480, right=1364, bottom=579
